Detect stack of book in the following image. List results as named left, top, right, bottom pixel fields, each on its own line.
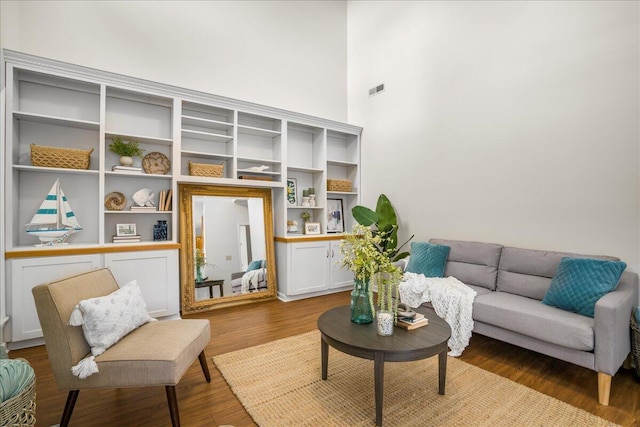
left=396, top=313, right=429, bottom=330
left=112, top=165, right=142, bottom=174
left=158, top=189, right=172, bottom=211
left=130, top=205, right=156, bottom=212
left=112, top=235, right=141, bottom=243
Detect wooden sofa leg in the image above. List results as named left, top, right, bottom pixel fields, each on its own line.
left=60, top=390, right=79, bottom=427
left=597, top=372, right=611, bottom=405
left=198, top=350, right=211, bottom=382
left=166, top=386, right=180, bottom=427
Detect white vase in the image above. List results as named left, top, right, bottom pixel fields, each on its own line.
left=119, top=156, right=133, bottom=166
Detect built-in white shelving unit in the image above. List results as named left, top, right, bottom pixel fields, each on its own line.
left=1, top=49, right=361, bottom=347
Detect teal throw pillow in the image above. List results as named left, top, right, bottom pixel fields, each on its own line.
left=406, top=242, right=450, bottom=277
left=247, top=260, right=263, bottom=271
left=542, top=257, right=626, bottom=317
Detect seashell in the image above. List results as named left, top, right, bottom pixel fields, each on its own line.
left=104, top=192, right=126, bottom=211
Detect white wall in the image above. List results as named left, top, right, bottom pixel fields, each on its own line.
left=348, top=1, right=640, bottom=270
left=0, top=0, right=348, bottom=121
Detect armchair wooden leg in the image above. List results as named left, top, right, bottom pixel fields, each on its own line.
left=166, top=386, right=180, bottom=427
left=597, top=372, right=612, bottom=405
left=198, top=350, right=211, bottom=382
left=60, top=390, right=79, bottom=427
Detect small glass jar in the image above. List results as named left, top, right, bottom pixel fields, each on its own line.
left=376, top=310, right=394, bottom=336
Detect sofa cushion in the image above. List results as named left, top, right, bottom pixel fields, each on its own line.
left=406, top=242, right=450, bottom=277
left=542, top=257, right=626, bottom=317
left=430, top=239, right=503, bottom=290
left=247, top=260, right=263, bottom=271
left=473, top=292, right=595, bottom=351
left=497, top=247, right=619, bottom=300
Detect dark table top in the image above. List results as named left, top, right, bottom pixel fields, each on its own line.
left=194, top=279, right=223, bottom=287
left=317, top=305, right=451, bottom=361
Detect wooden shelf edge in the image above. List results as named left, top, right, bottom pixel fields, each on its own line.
left=275, top=234, right=344, bottom=243
left=5, top=242, right=181, bottom=258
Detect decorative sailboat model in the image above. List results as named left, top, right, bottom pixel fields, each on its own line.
left=25, top=179, right=82, bottom=246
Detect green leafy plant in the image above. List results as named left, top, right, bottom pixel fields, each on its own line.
left=108, top=136, right=144, bottom=158
left=352, top=194, right=414, bottom=262
left=300, top=211, right=311, bottom=223
left=340, top=224, right=403, bottom=315
left=194, top=248, right=214, bottom=269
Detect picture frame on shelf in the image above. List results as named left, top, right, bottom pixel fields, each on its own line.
left=287, top=178, right=298, bottom=206
left=326, top=199, right=344, bottom=233
left=304, top=222, right=321, bottom=235
left=116, top=223, right=137, bottom=237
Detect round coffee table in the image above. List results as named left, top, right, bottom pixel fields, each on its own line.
left=317, top=305, right=451, bottom=427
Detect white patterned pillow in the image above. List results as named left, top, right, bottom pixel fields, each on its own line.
left=69, top=280, right=155, bottom=357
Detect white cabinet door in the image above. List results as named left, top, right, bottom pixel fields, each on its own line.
left=288, top=241, right=330, bottom=295
left=8, top=255, right=101, bottom=342
left=329, top=240, right=353, bottom=289
left=103, top=249, right=179, bottom=318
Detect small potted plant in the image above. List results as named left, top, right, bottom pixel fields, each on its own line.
left=108, top=136, right=144, bottom=166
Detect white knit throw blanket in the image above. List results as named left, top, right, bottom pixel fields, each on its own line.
left=241, top=269, right=262, bottom=293
left=399, top=273, right=477, bottom=357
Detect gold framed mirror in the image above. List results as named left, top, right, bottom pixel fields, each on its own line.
left=179, top=184, right=277, bottom=314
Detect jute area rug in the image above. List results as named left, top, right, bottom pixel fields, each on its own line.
left=213, top=330, right=618, bottom=427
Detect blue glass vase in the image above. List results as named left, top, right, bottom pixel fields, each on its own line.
left=351, top=278, right=373, bottom=324
left=153, top=220, right=168, bottom=241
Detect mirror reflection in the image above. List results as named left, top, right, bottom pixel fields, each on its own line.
left=193, top=195, right=268, bottom=299
left=180, top=184, right=277, bottom=314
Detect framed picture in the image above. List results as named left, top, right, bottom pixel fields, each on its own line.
left=304, top=222, right=321, bottom=235
left=116, top=223, right=137, bottom=237
left=286, top=178, right=297, bottom=206
left=326, top=199, right=344, bottom=233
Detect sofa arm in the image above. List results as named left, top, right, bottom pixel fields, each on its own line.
left=594, top=271, right=639, bottom=375
left=231, top=271, right=244, bottom=280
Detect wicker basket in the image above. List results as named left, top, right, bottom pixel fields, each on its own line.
left=30, top=144, right=93, bottom=170
left=189, top=161, right=224, bottom=178
left=631, top=313, right=640, bottom=378
left=327, top=179, right=352, bottom=192
left=0, top=362, right=36, bottom=427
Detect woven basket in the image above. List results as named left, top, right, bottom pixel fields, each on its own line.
left=189, top=161, right=224, bottom=178
left=327, top=179, right=352, bottom=192
left=631, top=314, right=640, bottom=378
left=30, top=144, right=93, bottom=170
left=0, top=364, right=36, bottom=427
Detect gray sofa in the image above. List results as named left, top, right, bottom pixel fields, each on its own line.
left=230, top=263, right=268, bottom=294
left=423, top=238, right=639, bottom=406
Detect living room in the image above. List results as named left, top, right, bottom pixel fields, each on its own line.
left=1, top=1, right=639, bottom=426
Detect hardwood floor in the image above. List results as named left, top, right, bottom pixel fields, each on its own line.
left=9, top=291, right=640, bottom=426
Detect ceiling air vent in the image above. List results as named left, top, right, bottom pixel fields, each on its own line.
left=369, top=83, right=385, bottom=97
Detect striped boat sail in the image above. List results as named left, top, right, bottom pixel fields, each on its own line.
left=25, top=179, right=82, bottom=245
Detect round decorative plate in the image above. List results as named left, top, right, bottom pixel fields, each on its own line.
left=142, top=152, right=171, bottom=175
left=104, top=192, right=126, bottom=211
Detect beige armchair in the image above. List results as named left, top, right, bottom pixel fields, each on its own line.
left=32, top=268, right=211, bottom=427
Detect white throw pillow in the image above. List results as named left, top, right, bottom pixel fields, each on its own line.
left=69, top=280, right=155, bottom=357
